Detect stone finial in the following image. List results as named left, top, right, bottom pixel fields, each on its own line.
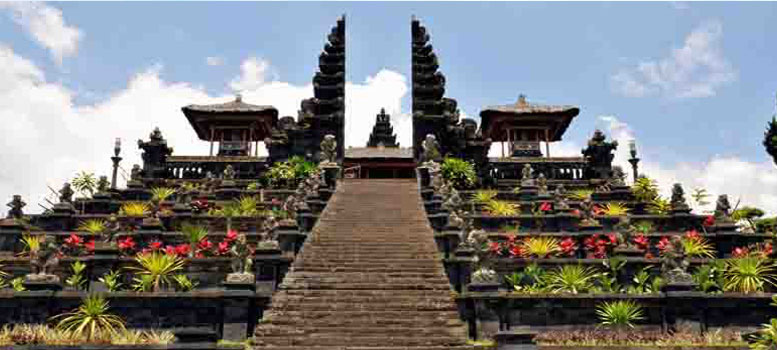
left=670, top=183, right=690, bottom=212
left=97, top=176, right=110, bottom=193
left=130, top=164, right=142, bottom=181
left=537, top=173, right=548, bottom=195
left=517, top=94, right=527, bottom=107
left=6, top=195, right=25, bottom=219
left=59, top=183, right=74, bottom=203
left=235, top=93, right=243, bottom=103
left=714, top=194, right=732, bottom=219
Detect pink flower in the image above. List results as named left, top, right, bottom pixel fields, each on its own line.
left=148, top=240, right=163, bottom=251
left=559, top=237, right=577, bottom=257
left=197, top=239, right=213, bottom=251
left=657, top=237, right=670, bottom=252
left=632, top=234, right=649, bottom=251
left=539, top=202, right=552, bottom=212
left=174, top=244, right=190, bottom=257
left=488, top=242, right=502, bottom=255
left=85, top=239, right=95, bottom=252
left=225, top=230, right=238, bottom=242
left=684, top=230, right=701, bottom=241
left=164, top=245, right=177, bottom=256
left=732, top=247, right=750, bottom=258
left=217, top=241, right=230, bottom=255
left=703, top=215, right=715, bottom=227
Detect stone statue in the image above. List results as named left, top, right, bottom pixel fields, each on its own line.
left=714, top=194, right=732, bottom=220
left=582, top=130, right=618, bottom=179
left=97, top=176, right=110, bottom=193
left=537, top=173, right=548, bottom=195
left=611, top=166, right=626, bottom=187
left=138, top=127, right=173, bottom=178
left=320, top=134, right=337, bottom=164
left=223, top=165, right=236, bottom=180
left=29, top=234, right=60, bottom=276
left=6, top=195, right=25, bottom=219
left=520, top=164, right=535, bottom=187
left=422, top=134, right=441, bottom=163
left=229, top=233, right=253, bottom=274
left=554, top=184, right=570, bottom=210
left=670, top=183, right=690, bottom=212
left=59, top=183, right=74, bottom=203
left=130, top=164, right=142, bottom=181
left=661, top=235, right=693, bottom=284
left=578, top=197, right=599, bottom=227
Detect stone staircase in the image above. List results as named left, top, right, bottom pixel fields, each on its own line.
left=254, top=179, right=476, bottom=350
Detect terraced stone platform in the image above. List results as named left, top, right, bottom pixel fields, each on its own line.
left=254, top=179, right=475, bottom=349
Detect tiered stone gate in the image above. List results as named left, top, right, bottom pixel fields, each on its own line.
left=254, top=179, right=477, bottom=349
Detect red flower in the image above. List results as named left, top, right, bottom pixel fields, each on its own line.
left=174, top=244, right=190, bottom=257
left=571, top=209, right=581, bottom=217
left=85, top=239, right=95, bottom=252
left=763, top=242, right=773, bottom=256
left=593, top=205, right=605, bottom=216
left=732, top=247, right=750, bottom=258
left=195, top=252, right=205, bottom=258
left=64, top=234, right=82, bottom=247
left=148, top=240, right=163, bottom=251
left=488, top=242, right=502, bottom=255
left=198, top=239, right=213, bottom=251
left=539, top=202, right=552, bottom=212
left=606, top=233, right=618, bottom=245
left=164, top=245, right=177, bottom=256
left=657, top=236, right=670, bottom=252
left=217, top=241, right=230, bottom=255
left=559, top=237, right=577, bottom=257
left=703, top=215, right=715, bottom=227
left=632, top=234, right=649, bottom=251
left=225, top=230, right=238, bottom=242
left=118, top=236, right=136, bottom=251
left=509, top=244, right=523, bottom=258
left=645, top=252, right=655, bottom=259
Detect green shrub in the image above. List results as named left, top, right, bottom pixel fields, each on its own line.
left=51, top=295, right=126, bottom=340
left=265, top=156, right=316, bottom=188
left=723, top=255, right=777, bottom=293
left=440, top=157, right=476, bottom=189
left=596, top=300, right=645, bottom=328
left=543, top=265, right=599, bottom=294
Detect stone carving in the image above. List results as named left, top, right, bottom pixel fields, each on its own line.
left=670, top=183, right=690, bottom=212
left=137, top=127, right=173, bottom=178
left=578, top=197, right=599, bottom=227
left=715, top=194, right=732, bottom=220
left=553, top=185, right=570, bottom=210
left=130, top=164, right=142, bottom=181
left=229, top=233, right=253, bottom=275
left=97, top=176, right=110, bottom=193
left=661, top=235, right=693, bottom=285
left=59, top=183, right=74, bottom=203
left=422, top=134, right=441, bottom=163
left=320, top=134, right=337, bottom=164
left=611, top=166, right=627, bottom=187
left=537, top=173, right=548, bottom=195
left=520, top=164, right=535, bottom=187
left=223, top=165, right=236, bottom=180
left=29, top=234, right=60, bottom=276
left=6, top=195, right=25, bottom=219
left=582, top=129, right=618, bottom=179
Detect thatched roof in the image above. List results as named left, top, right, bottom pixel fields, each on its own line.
left=181, top=95, right=279, bottom=141
left=480, top=95, right=580, bottom=142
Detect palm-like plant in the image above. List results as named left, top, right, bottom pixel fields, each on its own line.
left=150, top=187, right=176, bottom=205
left=543, top=265, right=599, bottom=294
left=600, top=202, right=629, bottom=216
left=486, top=200, right=518, bottom=216
left=632, top=176, right=659, bottom=202
left=472, top=190, right=498, bottom=204
left=77, top=219, right=107, bottom=236
left=51, top=294, right=126, bottom=340
left=128, top=252, right=185, bottom=292
left=596, top=300, right=645, bottom=328
left=723, top=255, right=777, bottom=293
left=520, top=237, right=560, bottom=258
left=98, top=270, right=122, bottom=292
left=181, top=224, right=208, bottom=257
left=119, top=202, right=150, bottom=217
left=71, top=171, right=98, bottom=198
left=648, top=197, right=672, bottom=215
left=752, top=318, right=777, bottom=350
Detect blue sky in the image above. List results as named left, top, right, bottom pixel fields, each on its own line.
left=1, top=1, right=777, bottom=213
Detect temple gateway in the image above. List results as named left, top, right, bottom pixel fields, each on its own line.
left=0, top=15, right=774, bottom=350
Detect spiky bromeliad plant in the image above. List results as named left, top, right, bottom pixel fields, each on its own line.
left=51, top=294, right=126, bottom=340
left=180, top=224, right=208, bottom=258
left=486, top=200, right=518, bottom=216
left=128, top=252, right=185, bottom=292
left=77, top=219, right=107, bottom=236
left=472, top=190, right=498, bottom=204
left=596, top=300, right=645, bottom=328
left=648, top=197, right=672, bottom=215
left=119, top=202, right=151, bottom=217
left=723, top=254, right=777, bottom=293
left=600, top=202, right=629, bottom=216
left=440, top=157, right=477, bottom=189
left=520, top=236, right=560, bottom=258
left=566, top=189, right=594, bottom=201
left=543, top=265, right=599, bottom=294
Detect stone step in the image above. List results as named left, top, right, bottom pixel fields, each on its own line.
left=264, top=313, right=465, bottom=328
left=255, top=335, right=468, bottom=347
left=251, top=346, right=482, bottom=350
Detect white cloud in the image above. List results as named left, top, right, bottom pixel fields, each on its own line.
left=0, top=2, right=82, bottom=64
left=205, top=56, right=224, bottom=66
left=0, top=50, right=410, bottom=214
left=597, top=115, right=777, bottom=215
left=229, top=57, right=272, bottom=92
left=611, top=21, right=735, bottom=99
